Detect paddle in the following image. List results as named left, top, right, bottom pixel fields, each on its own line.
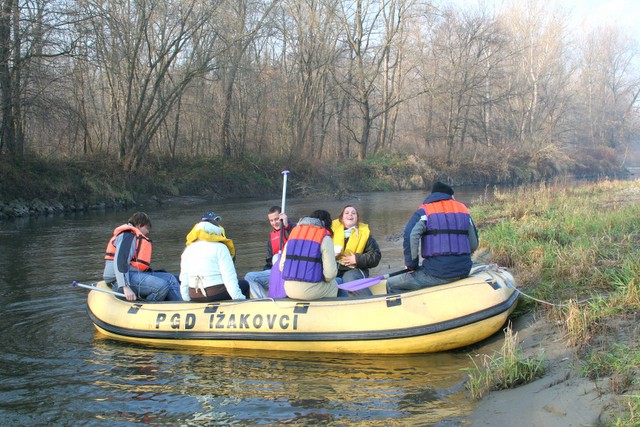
left=72, top=281, right=126, bottom=297
left=337, top=268, right=410, bottom=292
left=268, top=170, right=289, bottom=298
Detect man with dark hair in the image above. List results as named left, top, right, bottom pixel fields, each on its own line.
left=386, top=181, right=479, bottom=293
left=243, top=206, right=294, bottom=298
left=103, top=212, right=181, bottom=301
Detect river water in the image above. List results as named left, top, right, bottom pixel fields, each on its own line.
left=0, top=187, right=505, bottom=426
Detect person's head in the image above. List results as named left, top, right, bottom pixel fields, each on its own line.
left=128, top=212, right=151, bottom=236
left=338, top=205, right=360, bottom=229
left=431, top=181, right=454, bottom=196
left=310, top=209, right=332, bottom=231
left=201, top=211, right=222, bottom=225
left=267, top=206, right=282, bottom=230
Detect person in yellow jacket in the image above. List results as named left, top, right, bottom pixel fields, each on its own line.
left=332, top=205, right=382, bottom=295
left=179, top=211, right=249, bottom=302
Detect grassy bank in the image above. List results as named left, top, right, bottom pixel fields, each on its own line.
left=468, top=179, right=640, bottom=425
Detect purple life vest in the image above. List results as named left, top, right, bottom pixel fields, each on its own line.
left=419, top=200, right=471, bottom=257
left=283, top=224, right=329, bottom=282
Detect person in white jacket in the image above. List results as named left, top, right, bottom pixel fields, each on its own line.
left=179, top=211, right=250, bottom=302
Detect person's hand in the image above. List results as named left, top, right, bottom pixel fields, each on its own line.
left=341, top=253, right=357, bottom=267
left=122, top=285, right=136, bottom=301
left=280, top=213, right=288, bottom=227
left=406, top=260, right=419, bottom=271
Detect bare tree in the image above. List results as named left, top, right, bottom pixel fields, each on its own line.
left=336, top=0, right=382, bottom=160
left=81, top=0, right=224, bottom=172
left=216, top=0, right=279, bottom=158
left=0, top=0, right=75, bottom=160
left=577, top=26, right=640, bottom=152
left=498, top=0, right=572, bottom=148
left=276, top=0, right=340, bottom=159
left=428, top=7, right=505, bottom=163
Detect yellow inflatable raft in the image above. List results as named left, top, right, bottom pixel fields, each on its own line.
left=86, top=264, right=519, bottom=354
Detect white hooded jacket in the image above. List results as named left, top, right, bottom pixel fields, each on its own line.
left=179, top=221, right=245, bottom=301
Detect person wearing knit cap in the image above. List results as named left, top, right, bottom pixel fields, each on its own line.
left=386, top=181, right=479, bottom=293
left=179, top=211, right=250, bottom=302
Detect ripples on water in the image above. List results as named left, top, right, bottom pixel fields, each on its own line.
left=1, top=287, right=478, bottom=426
left=0, top=191, right=497, bottom=426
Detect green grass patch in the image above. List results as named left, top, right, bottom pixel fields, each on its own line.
left=472, top=180, right=640, bottom=301
left=472, top=179, right=640, bottom=421
left=465, top=323, right=545, bottom=400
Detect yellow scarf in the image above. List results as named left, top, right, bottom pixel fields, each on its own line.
left=331, top=219, right=370, bottom=257
left=185, top=223, right=236, bottom=258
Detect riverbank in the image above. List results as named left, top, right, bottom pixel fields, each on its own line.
left=464, top=179, right=640, bottom=426
left=0, top=151, right=631, bottom=221
left=465, top=313, right=617, bottom=426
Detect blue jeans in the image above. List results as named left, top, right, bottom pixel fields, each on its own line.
left=386, top=267, right=466, bottom=293
left=244, top=269, right=271, bottom=299
left=127, top=271, right=181, bottom=301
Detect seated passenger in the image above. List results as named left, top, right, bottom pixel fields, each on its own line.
left=280, top=210, right=344, bottom=300
left=179, top=211, right=250, bottom=302
left=243, top=205, right=294, bottom=298
left=332, top=205, right=382, bottom=296
left=103, top=211, right=181, bottom=302
left=386, top=181, right=478, bottom=293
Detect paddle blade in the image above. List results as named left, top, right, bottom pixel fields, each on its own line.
left=337, top=275, right=384, bottom=292
left=268, top=253, right=287, bottom=298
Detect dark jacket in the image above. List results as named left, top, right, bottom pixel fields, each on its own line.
left=402, top=192, right=478, bottom=278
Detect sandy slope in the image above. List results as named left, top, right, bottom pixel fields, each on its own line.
left=462, top=312, right=619, bottom=426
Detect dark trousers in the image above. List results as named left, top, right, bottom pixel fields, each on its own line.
left=189, top=280, right=251, bottom=301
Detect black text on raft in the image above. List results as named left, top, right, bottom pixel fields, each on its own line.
left=155, top=312, right=300, bottom=330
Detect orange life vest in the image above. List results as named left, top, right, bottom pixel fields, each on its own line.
left=104, top=224, right=153, bottom=271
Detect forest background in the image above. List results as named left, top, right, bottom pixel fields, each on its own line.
left=1, top=0, right=639, bottom=217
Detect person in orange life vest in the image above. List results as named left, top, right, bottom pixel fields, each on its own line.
left=332, top=205, right=381, bottom=296
left=243, top=206, right=294, bottom=298
left=179, top=211, right=250, bottom=302
left=103, top=212, right=181, bottom=302
left=386, top=181, right=479, bottom=293
left=279, top=210, right=348, bottom=300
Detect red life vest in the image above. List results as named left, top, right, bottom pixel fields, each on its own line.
left=269, top=223, right=292, bottom=254
left=104, top=224, right=153, bottom=271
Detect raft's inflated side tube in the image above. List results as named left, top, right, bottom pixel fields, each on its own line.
left=86, top=265, right=519, bottom=354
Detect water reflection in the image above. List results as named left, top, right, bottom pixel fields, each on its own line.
left=84, top=338, right=473, bottom=425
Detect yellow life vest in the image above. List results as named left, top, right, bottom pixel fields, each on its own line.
left=331, top=219, right=370, bottom=257
left=185, top=223, right=236, bottom=258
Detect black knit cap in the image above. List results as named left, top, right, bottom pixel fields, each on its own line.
left=431, top=181, right=454, bottom=195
